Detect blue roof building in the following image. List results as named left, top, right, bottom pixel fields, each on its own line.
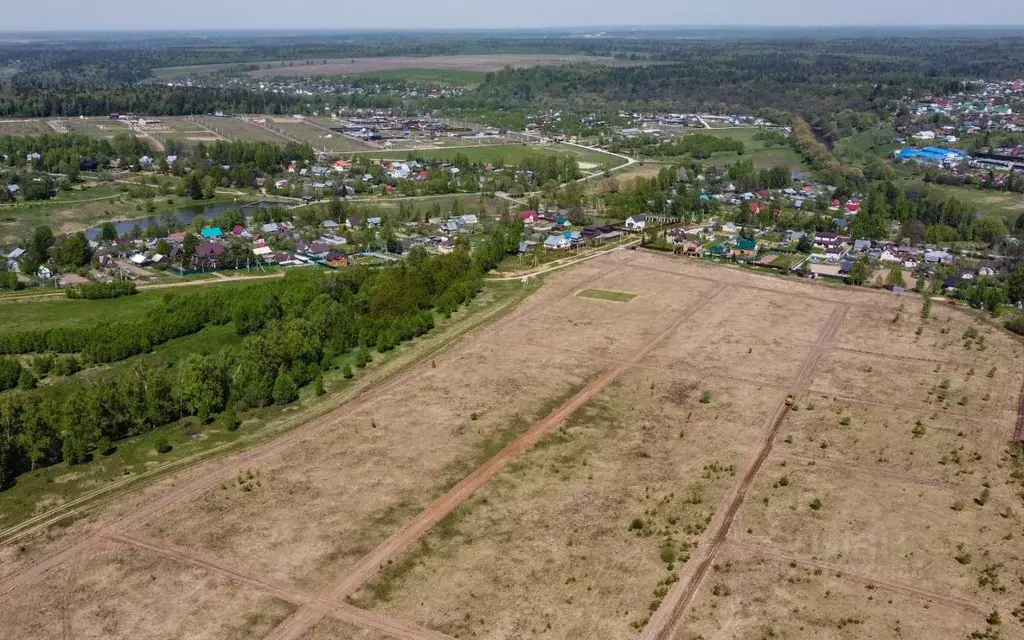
left=201, top=227, right=223, bottom=239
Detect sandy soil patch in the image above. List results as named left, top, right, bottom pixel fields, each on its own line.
left=0, top=538, right=294, bottom=640
left=351, top=371, right=771, bottom=638
left=677, top=548, right=985, bottom=639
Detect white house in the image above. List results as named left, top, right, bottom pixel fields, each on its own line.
left=544, top=234, right=571, bottom=250
left=625, top=214, right=646, bottom=231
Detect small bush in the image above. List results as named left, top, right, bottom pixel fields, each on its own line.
left=809, top=498, right=823, bottom=511
left=699, top=391, right=713, bottom=404
left=154, top=436, right=172, bottom=454
left=839, top=416, right=851, bottom=426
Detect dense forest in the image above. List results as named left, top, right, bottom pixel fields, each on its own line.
left=0, top=221, right=523, bottom=488
left=4, top=34, right=1024, bottom=125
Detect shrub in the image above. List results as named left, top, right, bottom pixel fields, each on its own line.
left=154, top=435, right=172, bottom=454
left=699, top=391, right=713, bottom=404
left=839, top=416, right=851, bottom=426
left=809, top=498, right=823, bottom=511
left=341, top=363, right=354, bottom=379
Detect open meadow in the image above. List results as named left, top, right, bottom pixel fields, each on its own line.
left=0, top=250, right=1022, bottom=640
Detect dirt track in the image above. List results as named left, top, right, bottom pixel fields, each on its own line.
left=722, top=540, right=987, bottom=615
left=639, top=304, right=848, bottom=640
left=263, top=282, right=731, bottom=640
left=110, top=532, right=452, bottom=640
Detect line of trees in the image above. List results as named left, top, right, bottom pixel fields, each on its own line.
left=0, top=223, right=523, bottom=487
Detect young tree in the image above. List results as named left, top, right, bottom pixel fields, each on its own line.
left=313, top=373, right=325, bottom=396
left=886, top=266, right=906, bottom=289
left=848, top=258, right=871, bottom=286
left=272, top=367, right=299, bottom=405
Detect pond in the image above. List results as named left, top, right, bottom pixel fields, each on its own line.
left=84, top=200, right=291, bottom=240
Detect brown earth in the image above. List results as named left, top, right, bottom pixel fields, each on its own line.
left=2, top=249, right=1023, bottom=640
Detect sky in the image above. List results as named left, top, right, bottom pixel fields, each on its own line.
left=4, top=0, right=1024, bottom=31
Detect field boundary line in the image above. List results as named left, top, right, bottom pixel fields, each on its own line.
left=261, top=282, right=729, bottom=640
left=109, top=532, right=451, bottom=640
left=721, top=540, right=987, bottom=615
left=640, top=304, right=848, bottom=640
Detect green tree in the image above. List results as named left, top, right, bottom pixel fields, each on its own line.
left=342, top=363, right=354, bottom=379
left=180, top=353, right=225, bottom=422
left=272, top=367, right=298, bottom=404
left=886, top=266, right=906, bottom=289
left=100, top=222, right=119, bottom=242
left=796, top=234, right=812, bottom=253
left=313, top=373, right=325, bottom=396
left=977, top=215, right=1007, bottom=247
left=849, top=258, right=871, bottom=286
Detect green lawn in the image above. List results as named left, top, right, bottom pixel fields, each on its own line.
left=0, top=280, right=263, bottom=332
left=577, top=288, right=637, bottom=302
left=355, top=68, right=486, bottom=86
left=899, top=180, right=1024, bottom=223
left=352, top=144, right=626, bottom=168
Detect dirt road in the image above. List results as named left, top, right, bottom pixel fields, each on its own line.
left=263, top=282, right=731, bottom=640
left=640, top=304, right=848, bottom=640
left=110, top=532, right=452, bottom=640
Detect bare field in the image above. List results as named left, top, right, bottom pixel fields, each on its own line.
left=299, top=618, right=391, bottom=640
left=247, top=54, right=622, bottom=77
left=733, top=462, right=1024, bottom=611
left=0, top=539, right=295, bottom=640
left=265, top=117, right=376, bottom=152
left=3, top=249, right=1024, bottom=640
left=677, top=548, right=985, bottom=639
left=194, top=116, right=288, bottom=143
left=141, top=335, right=608, bottom=591
left=0, top=119, right=53, bottom=136
left=352, top=370, right=770, bottom=638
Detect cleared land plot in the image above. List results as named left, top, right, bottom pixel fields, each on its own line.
left=194, top=116, right=288, bottom=143
left=142, top=340, right=608, bottom=591
left=639, top=285, right=836, bottom=386
left=353, top=143, right=625, bottom=168
left=733, top=463, right=1024, bottom=611
left=352, top=370, right=771, bottom=638
left=916, top=181, right=1024, bottom=223
left=677, top=548, right=984, bottom=639
left=809, top=349, right=1019, bottom=423
left=265, top=118, right=375, bottom=152
left=834, top=299, right=1023, bottom=359
left=0, top=119, right=53, bottom=136
left=299, top=618, right=391, bottom=640
left=577, top=288, right=636, bottom=303
left=352, top=68, right=486, bottom=86
left=496, top=268, right=712, bottom=361
left=0, top=538, right=295, bottom=640
left=64, top=118, right=130, bottom=139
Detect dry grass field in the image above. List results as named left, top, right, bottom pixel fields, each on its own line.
left=246, top=55, right=621, bottom=78
left=1, top=249, right=1022, bottom=640
left=0, top=119, right=54, bottom=136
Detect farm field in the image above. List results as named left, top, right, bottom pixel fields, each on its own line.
left=263, top=117, right=376, bottom=152
left=353, top=143, right=626, bottom=168
left=1, top=250, right=1022, bottom=640
left=193, top=116, right=291, bottom=143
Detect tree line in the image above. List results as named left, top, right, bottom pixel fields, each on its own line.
left=0, top=223, right=523, bottom=487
